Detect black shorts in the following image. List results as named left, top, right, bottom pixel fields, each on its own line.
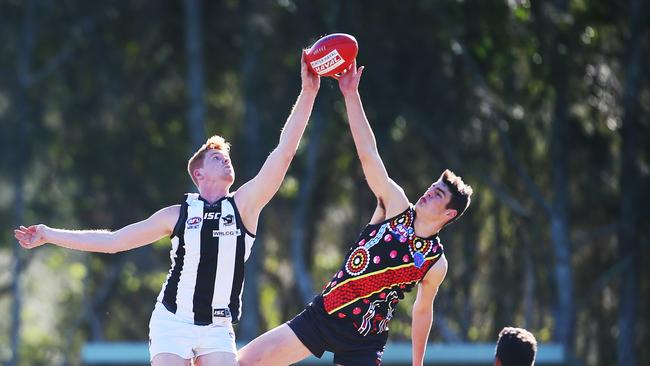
left=287, top=298, right=387, bottom=366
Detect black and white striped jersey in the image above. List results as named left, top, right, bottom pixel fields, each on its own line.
left=157, top=193, right=255, bottom=325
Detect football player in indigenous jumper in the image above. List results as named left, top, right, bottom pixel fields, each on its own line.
left=14, top=53, right=320, bottom=366
left=238, top=61, right=473, bottom=366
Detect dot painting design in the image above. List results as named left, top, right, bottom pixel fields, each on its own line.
left=323, top=257, right=437, bottom=314
left=343, top=208, right=441, bottom=277
left=409, top=237, right=433, bottom=257
left=363, top=224, right=388, bottom=250
left=344, top=223, right=388, bottom=276
left=322, top=207, right=445, bottom=336
left=345, top=247, right=370, bottom=276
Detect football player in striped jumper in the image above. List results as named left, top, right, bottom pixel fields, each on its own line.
left=14, top=53, right=320, bottom=366
left=238, top=61, right=473, bottom=366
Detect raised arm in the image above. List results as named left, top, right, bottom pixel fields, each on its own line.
left=235, top=53, right=320, bottom=224
left=411, top=255, right=448, bottom=366
left=14, top=205, right=180, bottom=254
left=338, top=61, right=409, bottom=217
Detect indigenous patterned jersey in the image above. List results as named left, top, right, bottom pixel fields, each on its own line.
left=316, top=206, right=443, bottom=337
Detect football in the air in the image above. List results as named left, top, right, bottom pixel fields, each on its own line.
left=305, top=33, right=358, bottom=77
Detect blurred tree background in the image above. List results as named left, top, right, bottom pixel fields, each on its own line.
left=0, top=0, right=648, bottom=365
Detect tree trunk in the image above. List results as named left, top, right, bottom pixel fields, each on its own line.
left=545, top=0, right=575, bottom=354
left=617, top=0, right=646, bottom=364
left=290, top=98, right=327, bottom=304
left=237, top=0, right=265, bottom=341
left=522, top=227, right=536, bottom=329
left=9, top=101, right=26, bottom=366
left=9, top=0, right=35, bottom=364
left=549, top=58, right=575, bottom=360
left=183, top=0, right=205, bottom=154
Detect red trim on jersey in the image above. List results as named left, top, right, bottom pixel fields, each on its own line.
left=322, top=256, right=437, bottom=314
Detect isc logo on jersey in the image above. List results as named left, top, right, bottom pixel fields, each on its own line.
left=204, top=212, right=221, bottom=220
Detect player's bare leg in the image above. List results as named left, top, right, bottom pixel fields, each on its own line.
left=195, top=351, right=238, bottom=366
left=152, top=353, right=191, bottom=366
left=238, top=324, right=312, bottom=366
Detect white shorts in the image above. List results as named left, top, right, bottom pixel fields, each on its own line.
left=148, top=302, right=237, bottom=361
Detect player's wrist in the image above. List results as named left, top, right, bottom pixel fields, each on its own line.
left=300, top=87, right=318, bottom=97
left=40, top=225, right=53, bottom=243
left=342, top=89, right=359, bottom=99
left=38, top=224, right=52, bottom=242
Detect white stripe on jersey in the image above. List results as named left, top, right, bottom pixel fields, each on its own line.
left=211, top=200, right=237, bottom=309
left=174, top=194, right=203, bottom=320
left=244, top=234, right=254, bottom=261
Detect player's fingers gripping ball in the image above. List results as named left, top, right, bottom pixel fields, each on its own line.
left=305, top=33, right=358, bottom=78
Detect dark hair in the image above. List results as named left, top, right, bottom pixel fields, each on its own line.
left=495, top=327, right=537, bottom=366
left=440, top=169, right=473, bottom=227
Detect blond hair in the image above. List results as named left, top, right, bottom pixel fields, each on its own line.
left=187, top=135, right=231, bottom=187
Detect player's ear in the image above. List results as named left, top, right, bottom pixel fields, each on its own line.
left=445, top=209, right=457, bottom=220
left=193, top=167, right=203, bottom=182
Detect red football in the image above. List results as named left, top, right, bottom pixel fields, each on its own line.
left=305, top=33, right=358, bottom=77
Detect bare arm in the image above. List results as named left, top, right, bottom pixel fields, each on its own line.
left=338, top=62, right=409, bottom=217
left=235, top=53, right=320, bottom=228
left=411, top=255, right=448, bottom=366
left=14, top=205, right=180, bottom=254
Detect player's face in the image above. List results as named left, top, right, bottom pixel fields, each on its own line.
left=415, top=179, right=454, bottom=220
left=201, top=149, right=235, bottom=183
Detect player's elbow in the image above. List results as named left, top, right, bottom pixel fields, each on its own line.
left=102, top=232, right=127, bottom=254
left=274, top=146, right=297, bottom=163
left=357, top=150, right=379, bottom=164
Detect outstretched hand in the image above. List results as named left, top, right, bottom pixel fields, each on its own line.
left=337, top=59, right=364, bottom=97
left=301, top=51, right=320, bottom=93
left=15, top=225, right=48, bottom=249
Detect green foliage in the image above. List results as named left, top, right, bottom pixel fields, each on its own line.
left=0, top=0, right=647, bottom=365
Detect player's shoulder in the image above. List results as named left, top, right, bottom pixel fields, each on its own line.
left=163, top=204, right=182, bottom=214
left=423, top=254, right=448, bottom=285
left=142, top=205, right=182, bottom=235
left=147, top=205, right=180, bottom=226
left=150, top=204, right=181, bottom=216
left=435, top=253, right=448, bottom=271
left=231, top=189, right=247, bottom=210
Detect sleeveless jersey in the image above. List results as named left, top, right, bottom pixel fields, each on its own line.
left=315, top=206, right=443, bottom=337
left=157, top=193, right=255, bottom=325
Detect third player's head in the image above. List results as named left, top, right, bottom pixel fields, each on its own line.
left=415, top=169, right=472, bottom=230
left=187, top=135, right=234, bottom=189
left=494, top=327, right=537, bottom=366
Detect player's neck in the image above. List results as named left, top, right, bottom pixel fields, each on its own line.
left=198, top=184, right=229, bottom=204
left=413, top=211, right=445, bottom=238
